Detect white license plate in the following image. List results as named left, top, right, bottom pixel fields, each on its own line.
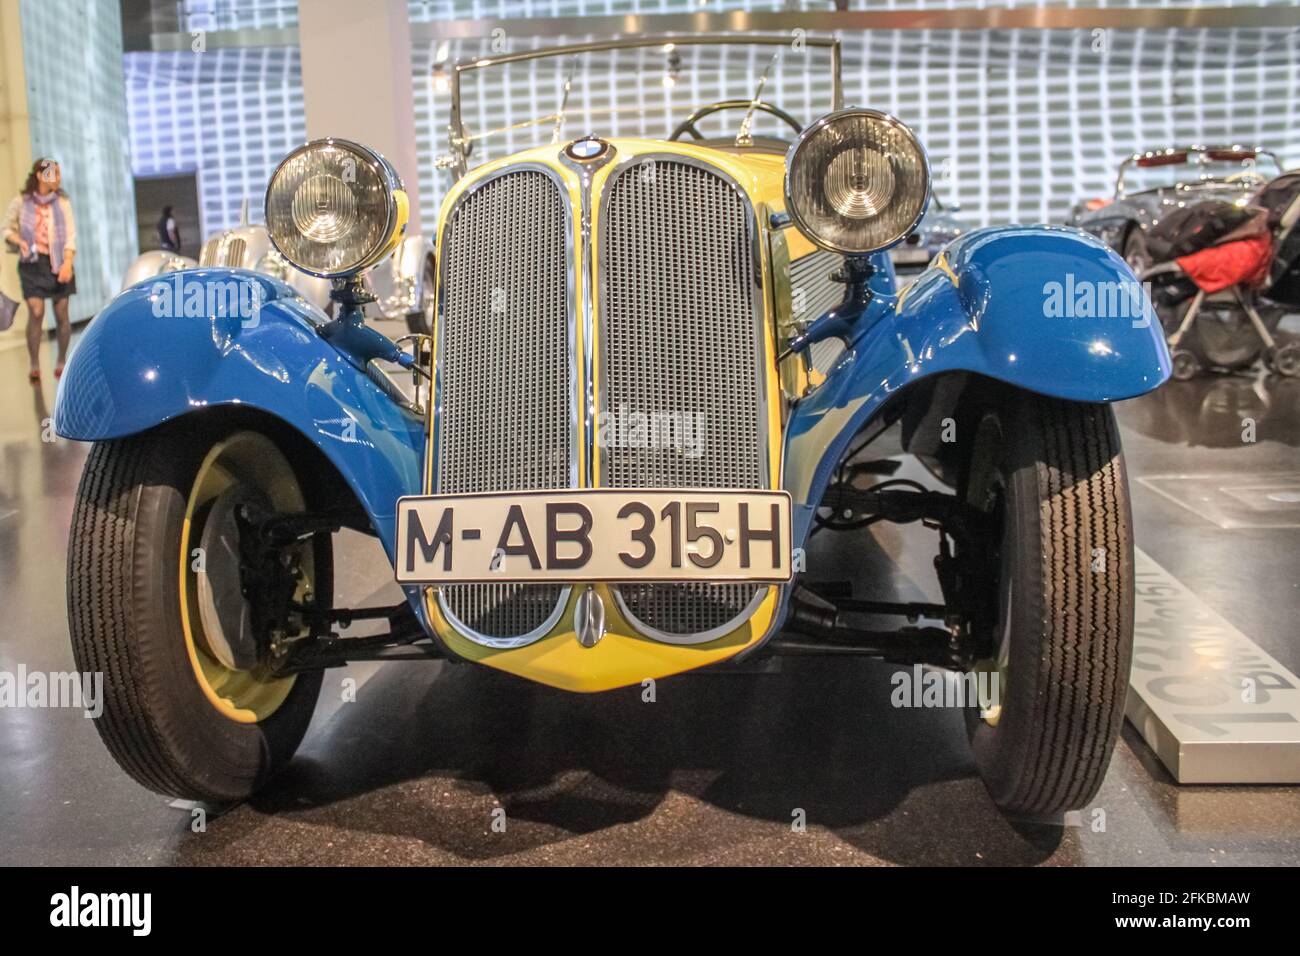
left=396, top=489, right=792, bottom=584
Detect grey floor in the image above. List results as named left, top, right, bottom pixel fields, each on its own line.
left=1, top=323, right=1298, bottom=866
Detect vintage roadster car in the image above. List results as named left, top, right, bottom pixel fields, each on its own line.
left=121, top=200, right=437, bottom=333
left=1070, top=144, right=1281, bottom=269
left=57, top=35, right=1169, bottom=817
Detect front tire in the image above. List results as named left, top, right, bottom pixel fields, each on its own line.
left=963, top=396, right=1134, bottom=816
left=67, top=423, right=326, bottom=803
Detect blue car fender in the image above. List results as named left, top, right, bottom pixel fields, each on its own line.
left=54, top=270, right=426, bottom=575
left=782, top=224, right=1172, bottom=553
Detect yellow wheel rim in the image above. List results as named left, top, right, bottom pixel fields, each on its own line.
left=974, top=656, right=1007, bottom=727
left=178, top=432, right=314, bottom=723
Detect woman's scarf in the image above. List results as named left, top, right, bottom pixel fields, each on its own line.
left=19, top=191, right=67, bottom=271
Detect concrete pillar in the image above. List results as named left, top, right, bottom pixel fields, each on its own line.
left=2, top=0, right=135, bottom=325
left=297, top=0, right=422, bottom=233
left=0, top=0, right=31, bottom=344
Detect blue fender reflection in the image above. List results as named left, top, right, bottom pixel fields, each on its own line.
left=54, top=269, right=426, bottom=580
left=783, top=225, right=1172, bottom=552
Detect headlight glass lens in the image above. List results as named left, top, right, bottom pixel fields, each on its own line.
left=265, top=141, right=394, bottom=277
left=786, top=109, right=930, bottom=254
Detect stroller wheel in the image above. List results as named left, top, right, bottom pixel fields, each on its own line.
left=1266, top=343, right=1300, bottom=377
left=1170, top=349, right=1201, bottom=381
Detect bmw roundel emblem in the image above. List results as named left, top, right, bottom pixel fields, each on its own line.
left=565, top=137, right=608, bottom=162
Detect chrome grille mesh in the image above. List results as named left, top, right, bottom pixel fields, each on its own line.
left=600, top=160, right=763, bottom=638
left=199, top=236, right=247, bottom=268
left=198, top=238, right=219, bottom=267
left=223, top=237, right=247, bottom=267
left=791, top=249, right=847, bottom=377
left=436, top=169, right=570, bottom=641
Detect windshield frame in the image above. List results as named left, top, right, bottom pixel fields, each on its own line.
left=443, top=33, right=843, bottom=179
left=1114, top=144, right=1281, bottom=198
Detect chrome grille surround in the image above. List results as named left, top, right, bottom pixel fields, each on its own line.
left=597, top=156, right=769, bottom=644
left=433, top=165, right=575, bottom=648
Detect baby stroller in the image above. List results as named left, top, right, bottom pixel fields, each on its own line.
left=1140, top=171, right=1300, bottom=380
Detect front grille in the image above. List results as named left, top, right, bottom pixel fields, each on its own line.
left=791, top=249, right=847, bottom=377
left=599, top=159, right=764, bottom=638
left=198, top=238, right=219, bottom=267
left=435, top=169, right=571, bottom=642
left=222, top=237, right=246, bottom=267
left=199, top=236, right=246, bottom=268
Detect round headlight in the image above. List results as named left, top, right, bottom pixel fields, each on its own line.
left=785, top=109, right=930, bottom=255
left=265, top=139, right=403, bottom=278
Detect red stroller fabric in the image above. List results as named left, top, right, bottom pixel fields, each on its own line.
left=1176, top=232, right=1273, bottom=293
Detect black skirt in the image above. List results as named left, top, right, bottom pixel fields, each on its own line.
left=18, top=253, right=76, bottom=301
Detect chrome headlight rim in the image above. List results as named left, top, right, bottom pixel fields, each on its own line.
left=264, top=137, right=403, bottom=280
left=784, top=107, right=932, bottom=256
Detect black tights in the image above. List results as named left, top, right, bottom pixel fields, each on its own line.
left=26, top=296, right=70, bottom=372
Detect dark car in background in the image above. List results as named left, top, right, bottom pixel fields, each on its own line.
left=1070, top=144, right=1281, bottom=270
left=889, top=194, right=967, bottom=274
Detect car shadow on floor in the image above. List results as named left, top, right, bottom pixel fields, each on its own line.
left=222, top=653, right=1063, bottom=864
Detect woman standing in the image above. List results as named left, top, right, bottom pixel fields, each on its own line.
left=3, top=158, right=77, bottom=382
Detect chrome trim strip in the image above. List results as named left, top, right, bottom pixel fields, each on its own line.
left=559, top=142, right=617, bottom=490
left=430, top=161, right=577, bottom=649
left=449, top=32, right=840, bottom=69
left=414, top=8, right=1300, bottom=42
